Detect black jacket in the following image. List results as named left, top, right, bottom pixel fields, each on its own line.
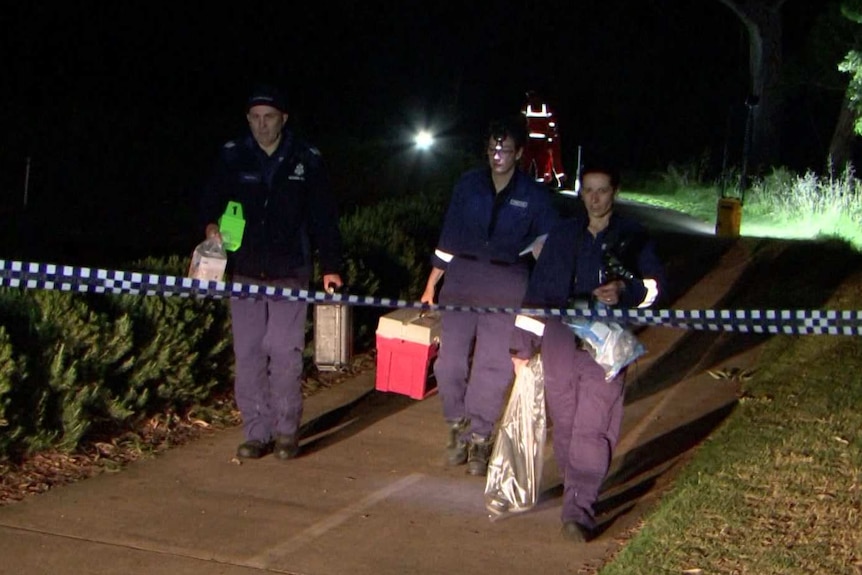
left=511, top=213, right=666, bottom=359
left=431, top=168, right=559, bottom=269
left=199, top=129, right=342, bottom=279
left=524, top=213, right=664, bottom=308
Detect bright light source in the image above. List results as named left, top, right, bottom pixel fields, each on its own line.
left=414, top=130, right=434, bottom=150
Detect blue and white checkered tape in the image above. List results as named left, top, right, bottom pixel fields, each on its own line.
left=1, top=259, right=860, bottom=335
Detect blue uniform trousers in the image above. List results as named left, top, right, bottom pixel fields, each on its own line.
left=434, top=259, right=528, bottom=438
left=230, top=276, right=308, bottom=443
left=541, top=319, right=626, bottom=529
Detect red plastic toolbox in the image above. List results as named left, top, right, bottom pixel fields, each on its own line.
left=375, top=309, right=441, bottom=399
left=375, top=336, right=438, bottom=399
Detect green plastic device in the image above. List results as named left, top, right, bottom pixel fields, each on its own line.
left=218, top=201, right=246, bottom=252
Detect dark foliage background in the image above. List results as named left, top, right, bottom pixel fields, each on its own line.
left=0, top=1, right=849, bottom=263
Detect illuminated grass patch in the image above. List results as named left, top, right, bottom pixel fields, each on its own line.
left=625, top=166, right=862, bottom=250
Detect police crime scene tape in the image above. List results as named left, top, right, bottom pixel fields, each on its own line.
left=1, top=259, right=861, bottom=336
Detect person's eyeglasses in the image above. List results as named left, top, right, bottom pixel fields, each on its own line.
left=487, top=146, right=516, bottom=157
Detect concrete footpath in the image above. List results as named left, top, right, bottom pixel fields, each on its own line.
left=0, top=241, right=766, bottom=575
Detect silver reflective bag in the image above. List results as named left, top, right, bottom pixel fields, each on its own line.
left=484, top=355, right=547, bottom=517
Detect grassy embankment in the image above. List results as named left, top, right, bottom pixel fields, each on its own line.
left=599, top=170, right=862, bottom=574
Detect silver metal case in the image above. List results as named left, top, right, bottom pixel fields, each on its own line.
left=313, top=303, right=352, bottom=371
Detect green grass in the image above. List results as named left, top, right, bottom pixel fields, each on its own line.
left=598, top=167, right=862, bottom=574
left=624, top=166, right=862, bottom=250
left=599, top=275, right=862, bottom=574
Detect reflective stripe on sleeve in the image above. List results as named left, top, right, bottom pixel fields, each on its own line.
left=515, top=314, right=545, bottom=336
left=435, top=249, right=454, bottom=263
left=637, top=278, right=659, bottom=308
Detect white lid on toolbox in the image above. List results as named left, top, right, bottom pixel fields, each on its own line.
left=376, top=308, right=441, bottom=345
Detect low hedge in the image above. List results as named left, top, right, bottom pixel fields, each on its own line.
left=0, top=255, right=232, bottom=460
left=0, top=190, right=447, bottom=460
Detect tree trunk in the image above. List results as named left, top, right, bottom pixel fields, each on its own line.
left=716, top=0, right=788, bottom=169
left=828, top=86, right=859, bottom=177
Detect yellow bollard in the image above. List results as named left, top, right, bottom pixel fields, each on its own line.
left=715, top=197, right=742, bottom=237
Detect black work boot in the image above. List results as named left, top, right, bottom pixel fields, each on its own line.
left=274, top=435, right=300, bottom=460
left=466, top=433, right=493, bottom=476
left=445, top=418, right=470, bottom=466
left=236, top=440, right=272, bottom=459
left=561, top=521, right=593, bottom=543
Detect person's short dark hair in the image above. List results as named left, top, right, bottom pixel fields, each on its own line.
left=247, top=84, right=288, bottom=113
left=487, top=115, right=528, bottom=150
left=580, top=161, right=621, bottom=190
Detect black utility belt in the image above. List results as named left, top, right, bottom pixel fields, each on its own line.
left=456, top=254, right=520, bottom=267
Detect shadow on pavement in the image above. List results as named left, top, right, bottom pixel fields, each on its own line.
left=595, top=400, right=737, bottom=534
left=604, top=400, right=737, bottom=491
left=652, top=231, right=736, bottom=304
left=625, top=330, right=767, bottom=404
left=299, top=389, right=418, bottom=455
left=627, top=235, right=862, bottom=405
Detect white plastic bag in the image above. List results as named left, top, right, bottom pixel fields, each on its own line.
left=564, top=318, right=645, bottom=381
left=484, top=355, right=546, bottom=517
left=187, top=238, right=227, bottom=281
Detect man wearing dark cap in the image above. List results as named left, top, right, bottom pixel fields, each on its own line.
left=199, top=84, right=343, bottom=460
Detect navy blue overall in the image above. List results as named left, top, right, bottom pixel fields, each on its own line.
left=436, top=258, right=530, bottom=438
left=432, top=167, right=558, bottom=439
left=230, top=276, right=309, bottom=443
left=512, top=214, right=665, bottom=529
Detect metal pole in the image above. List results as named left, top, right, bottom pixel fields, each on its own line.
left=23, top=156, right=31, bottom=209
left=574, top=145, right=582, bottom=194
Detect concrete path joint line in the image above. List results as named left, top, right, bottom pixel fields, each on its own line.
left=245, top=473, right=426, bottom=569
left=0, top=523, right=290, bottom=574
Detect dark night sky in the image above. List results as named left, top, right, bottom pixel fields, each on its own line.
left=0, top=0, right=842, bottom=253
